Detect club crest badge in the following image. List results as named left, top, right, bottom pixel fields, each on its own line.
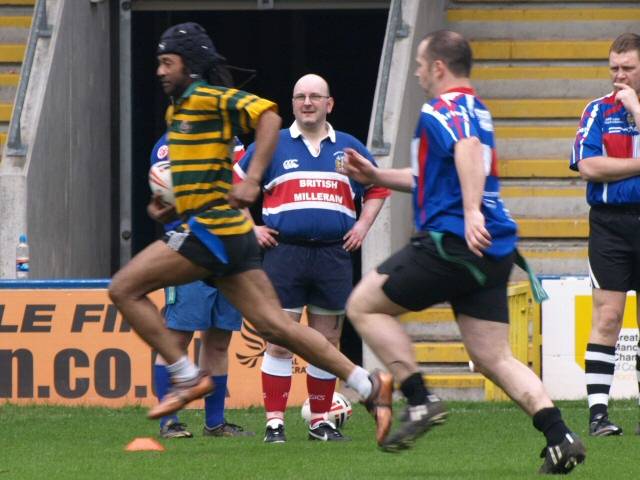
left=627, top=112, right=636, bottom=128
left=179, top=121, right=192, bottom=133
left=334, top=151, right=345, bottom=172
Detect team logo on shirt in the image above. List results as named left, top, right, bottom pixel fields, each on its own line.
left=178, top=121, right=192, bottom=133
left=157, top=145, right=169, bottom=159
left=334, top=151, right=345, bottom=172
left=627, top=112, right=636, bottom=128
left=283, top=159, right=299, bottom=170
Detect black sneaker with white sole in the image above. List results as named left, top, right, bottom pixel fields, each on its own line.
left=539, top=432, right=586, bottom=474
left=308, top=421, right=350, bottom=442
left=264, top=424, right=286, bottom=443
left=589, top=413, right=623, bottom=436
left=380, top=396, right=448, bottom=452
left=159, top=420, right=193, bottom=439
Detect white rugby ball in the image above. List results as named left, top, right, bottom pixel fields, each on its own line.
left=148, top=160, right=175, bottom=206
left=301, top=392, right=353, bottom=428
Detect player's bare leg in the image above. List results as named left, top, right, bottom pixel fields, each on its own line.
left=109, top=240, right=215, bottom=418
left=347, top=270, right=446, bottom=450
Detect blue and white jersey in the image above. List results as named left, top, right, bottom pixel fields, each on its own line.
left=234, top=122, right=389, bottom=241
left=571, top=92, right=640, bottom=205
left=412, top=87, right=517, bottom=257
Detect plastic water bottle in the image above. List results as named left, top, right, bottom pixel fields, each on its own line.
left=16, top=234, right=29, bottom=279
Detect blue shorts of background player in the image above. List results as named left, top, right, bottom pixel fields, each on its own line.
left=154, top=281, right=254, bottom=439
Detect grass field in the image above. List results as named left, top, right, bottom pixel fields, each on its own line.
left=3, top=400, right=640, bottom=479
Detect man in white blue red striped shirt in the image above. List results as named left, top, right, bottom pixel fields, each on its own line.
left=570, top=32, right=640, bottom=437
left=343, top=30, right=584, bottom=474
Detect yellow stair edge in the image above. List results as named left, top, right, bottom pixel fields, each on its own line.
left=486, top=98, right=588, bottom=119
left=501, top=185, right=584, bottom=198
left=400, top=307, right=454, bottom=323
left=0, top=16, right=31, bottom=28
left=448, top=8, right=640, bottom=22
left=0, top=104, right=12, bottom=122
left=0, top=132, right=6, bottom=145
left=0, top=0, right=35, bottom=5
left=496, top=125, right=576, bottom=139
left=0, top=73, right=19, bottom=85
left=415, top=342, right=470, bottom=363
left=0, top=45, right=25, bottom=63
left=471, top=40, right=611, bottom=60
left=499, top=159, right=579, bottom=178
left=424, top=373, right=485, bottom=389
left=473, top=65, right=608, bottom=80
left=517, top=218, right=588, bottom=238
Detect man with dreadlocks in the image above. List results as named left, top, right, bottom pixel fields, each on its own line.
left=109, top=22, right=395, bottom=447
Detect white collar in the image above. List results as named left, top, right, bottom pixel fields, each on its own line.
left=289, top=121, right=336, bottom=143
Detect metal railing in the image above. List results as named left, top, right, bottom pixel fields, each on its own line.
left=370, top=0, right=409, bottom=156
left=5, top=0, right=52, bottom=157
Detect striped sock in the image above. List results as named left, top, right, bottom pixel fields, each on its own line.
left=204, top=375, right=227, bottom=429
left=585, top=343, right=616, bottom=421
left=153, top=364, right=178, bottom=428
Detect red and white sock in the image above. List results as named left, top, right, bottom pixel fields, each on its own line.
left=261, top=353, right=292, bottom=424
left=307, top=364, right=336, bottom=428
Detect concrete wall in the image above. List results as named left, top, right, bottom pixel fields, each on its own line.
left=362, top=0, right=445, bottom=371
left=363, top=0, right=445, bottom=273
left=0, top=0, right=112, bottom=278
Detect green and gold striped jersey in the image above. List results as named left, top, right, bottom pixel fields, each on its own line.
left=166, top=80, right=277, bottom=236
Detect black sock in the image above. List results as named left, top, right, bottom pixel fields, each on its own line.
left=533, top=407, right=570, bottom=446
left=589, top=403, right=608, bottom=420
left=400, top=372, right=430, bottom=406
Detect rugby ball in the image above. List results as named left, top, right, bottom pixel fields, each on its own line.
left=301, top=392, right=353, bottom=428
left=148, top=160, right=175, bottom=206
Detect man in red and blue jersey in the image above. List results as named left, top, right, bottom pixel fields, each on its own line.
left=235, top=74, right=390, bottom=443
left=343, top=30, right=584, bottom=474
left=570, top=32, right=640, bottom=437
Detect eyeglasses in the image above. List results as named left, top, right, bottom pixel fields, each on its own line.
left=292, top=93, right=330, bottom=103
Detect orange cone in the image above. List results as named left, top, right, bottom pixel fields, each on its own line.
left=125, top=437, right=165, bottom=452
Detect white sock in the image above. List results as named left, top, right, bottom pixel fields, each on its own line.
left=266, top=418, right=283, bottom=429
left=346, top=366, right=372, bottom=399
left=166, top=355, right=199, bottom=382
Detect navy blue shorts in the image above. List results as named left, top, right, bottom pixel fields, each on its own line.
left=164, top=281, right=242, bottom=332
left=262, top=242, right=353, bottom=312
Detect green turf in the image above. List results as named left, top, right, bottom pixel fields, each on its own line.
left=2, top=400, right=639, bottom=479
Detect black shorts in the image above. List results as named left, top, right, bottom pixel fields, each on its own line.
left=588, top=204, right=640, bottom=292
left=162, top=229, right=261, bottom=282
left=263, top=241, right=352, bottom=312
left=377, top=233, right=515, bottom=323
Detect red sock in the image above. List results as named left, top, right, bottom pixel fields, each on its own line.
left=307, top=375, right=336, bottom=427
left=262, top=372, right=291, bottom=420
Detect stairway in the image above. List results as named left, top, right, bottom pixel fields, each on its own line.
left=405, top=1, right=639, bottom=400
left=0, top=0, right=33, bottom=149
left=448, top=1, right=640, bottom=277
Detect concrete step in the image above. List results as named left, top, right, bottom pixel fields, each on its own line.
left=495, top=121, right=576, bottom=158
left=499, top=159, right=579, bottom=178
left=0, top=72, right=17, bottom=102
left=471, top=40, right=610, bottom=60
left=486, top=98, right=589, bottom=119
left=501, top=180, right=587, bottom=217
left=519, top=240, right=588, bottom=277
left=448, top=7, right=639, bottom=40
left=0, top=16, right=31, bottom=43
left=474, top=64, right=609, bottom=99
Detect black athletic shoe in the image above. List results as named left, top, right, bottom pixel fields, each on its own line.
left=308, top=421, right=350, bottom=442
left=263, top=424, right=286, bottom=443
left=589, top=413, right=623, bottom=436
left=159, top=420, right=193, bottom=439
left=380, top=395, right=448, bottom=452
left=203, top=422, right=255, bottom=437
left=538, top=432, right=586, bottom=474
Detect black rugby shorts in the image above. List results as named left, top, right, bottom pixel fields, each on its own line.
left=377, top=233, right=515, bottom=323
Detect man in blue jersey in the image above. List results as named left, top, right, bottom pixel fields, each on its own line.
left=571, top=33, right=640, bottom=437
left=342, top=30, right=585, bottom=474
left=235, top=74, right=390, bottom=443
left=148, top=135, right=253, bottom=439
